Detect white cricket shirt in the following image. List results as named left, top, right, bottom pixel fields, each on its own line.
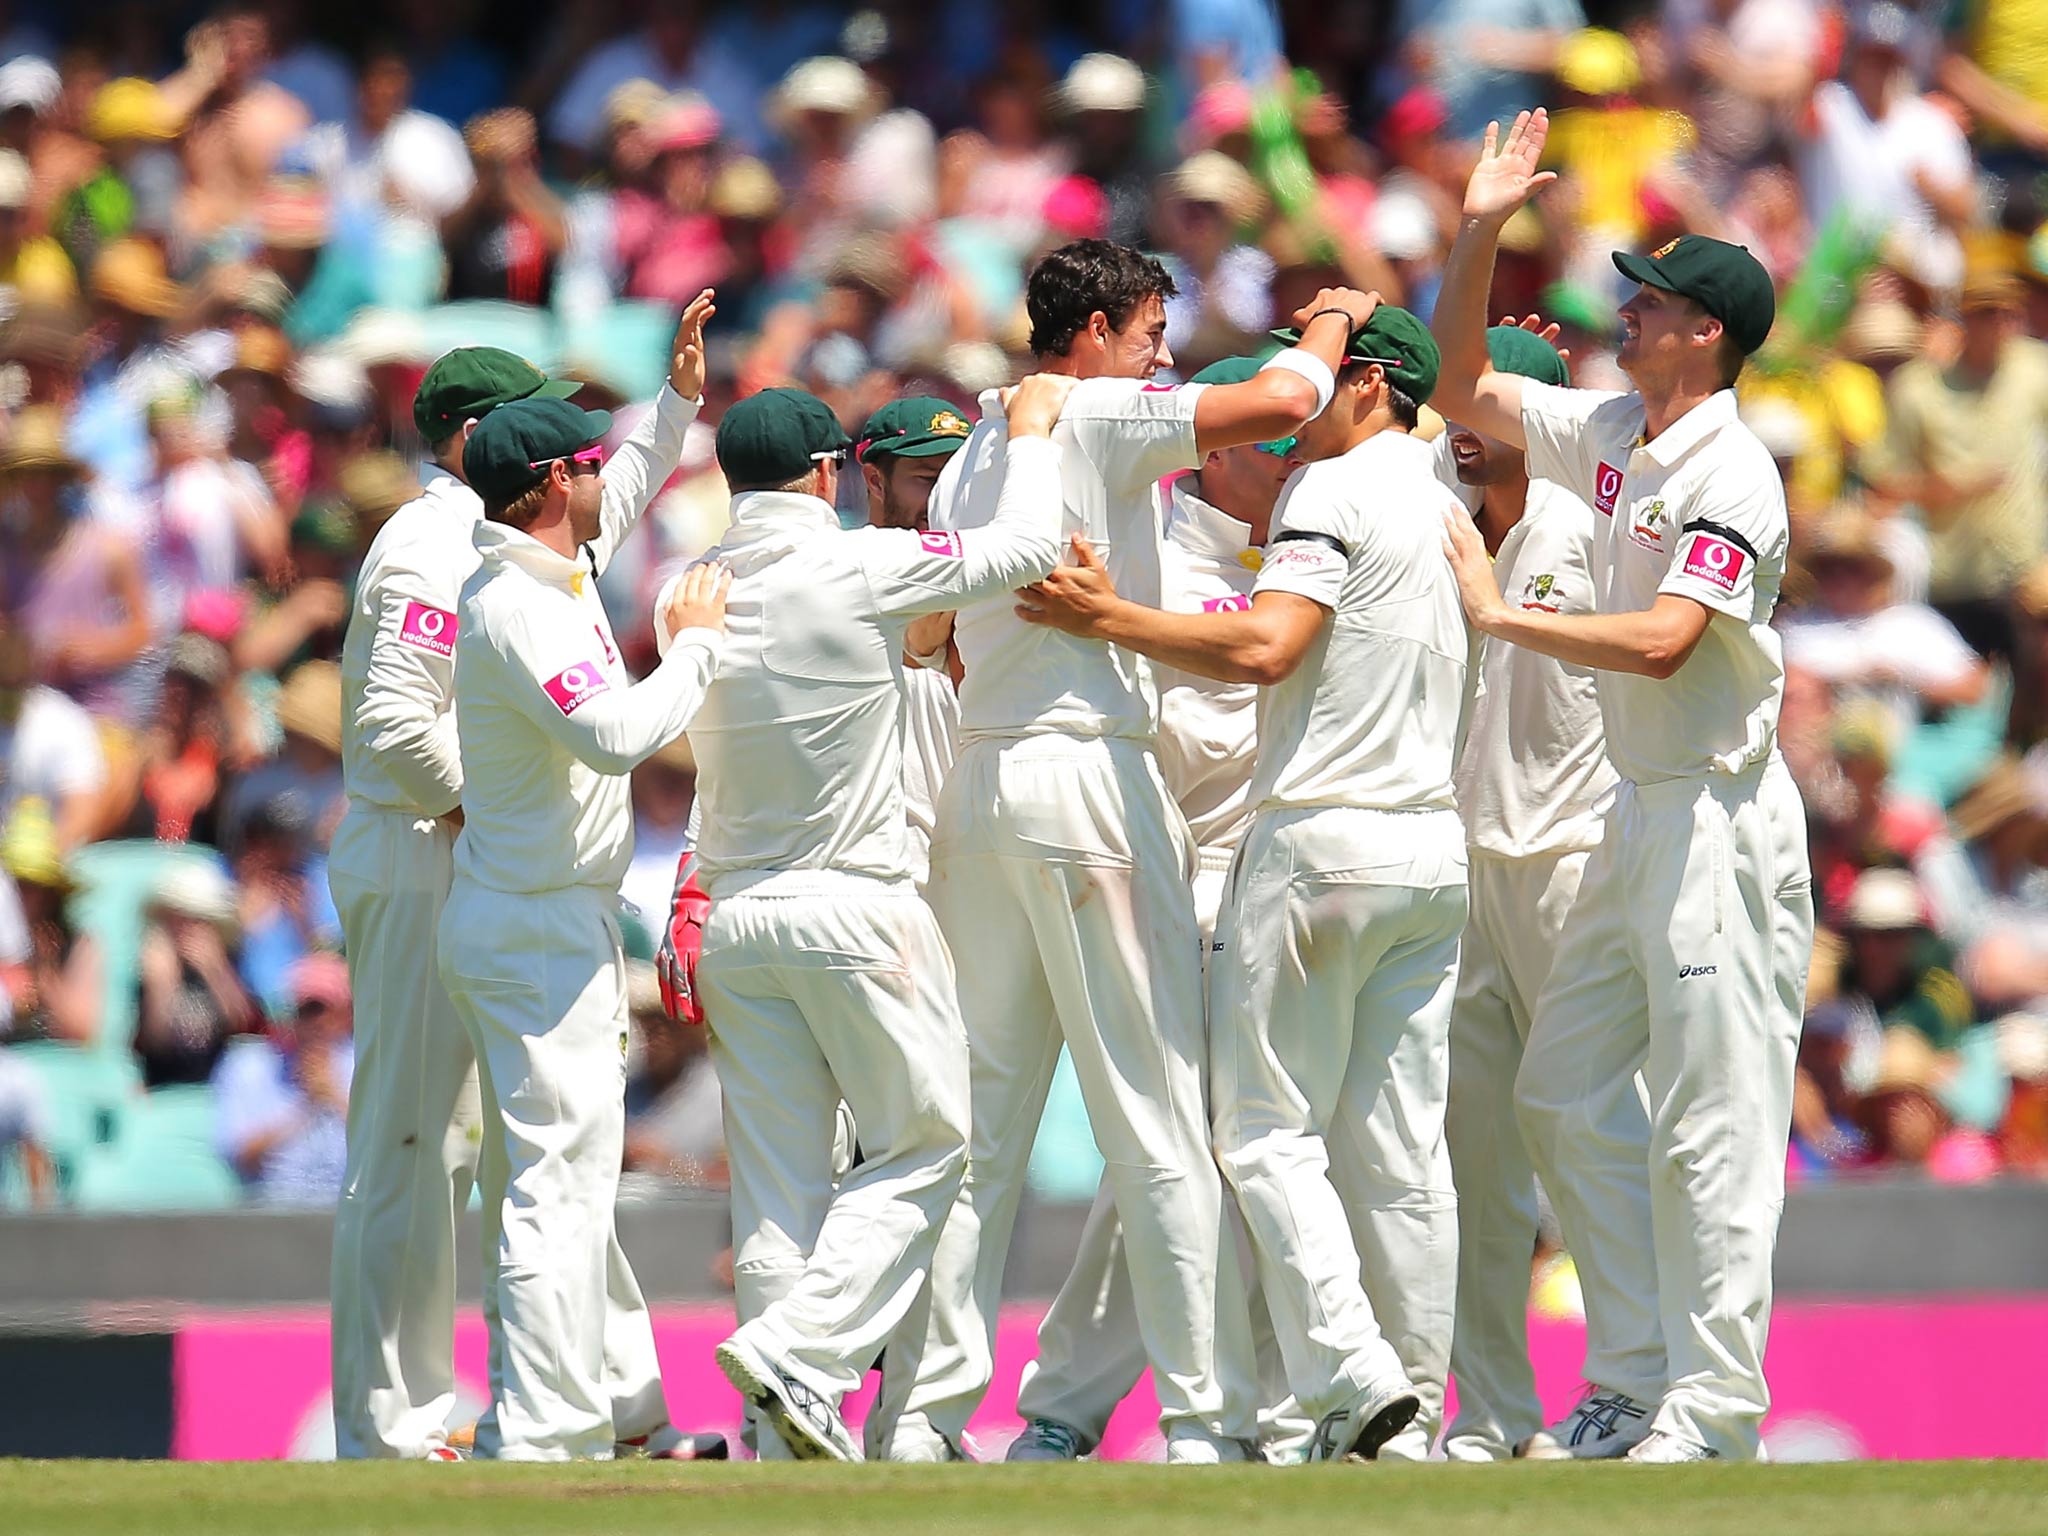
left=662, top=438, right=1064, bottom=899
left=1520, top=383, right=1790, bottom=786
left=928, top=377, right=1206, bottom=742
left=1248, top=431, right=1470, bottom=814
left=452, top=521, right=721, bottom=897
left=901, top=664, right=960, bottom=885
left=1154, top=479, right=1261, bottom=853
left=1431, top=438, right=1616, bottom=859
left=339, top=385, right=698, bottom=818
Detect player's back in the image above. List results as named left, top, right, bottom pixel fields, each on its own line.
left=683, top=503, right=921, bottom=897
left=1250, top=432, right=1470, bottom=815
left=936, top=376, right=1205, bottom=744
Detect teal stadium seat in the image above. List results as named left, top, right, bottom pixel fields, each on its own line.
left=3, top=1041, right=141, bottom=1206
left=63, top=841, right=225, bottom=1060
left=70, top=1084, right=239, bottom=1212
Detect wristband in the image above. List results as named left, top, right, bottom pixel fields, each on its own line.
left=1258, top=349, right=1337, bottom=417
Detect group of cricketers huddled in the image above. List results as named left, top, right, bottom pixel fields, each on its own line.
left=326, top=110, right=1812, bottom=1469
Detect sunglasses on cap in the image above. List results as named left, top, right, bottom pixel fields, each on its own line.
left=530, top=443, right=607, bottom=476
left=812, top=447, right=849, bottom=466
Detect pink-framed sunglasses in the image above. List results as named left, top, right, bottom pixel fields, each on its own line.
left=530, top=444, right=607, bottom=476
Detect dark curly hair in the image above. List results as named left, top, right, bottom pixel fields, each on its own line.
left=1026, top=239, right=1178, bottom=358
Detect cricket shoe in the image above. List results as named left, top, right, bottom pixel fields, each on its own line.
left=1307, top=1378, right=1422, bottom=1463
left=1006, top=1419, right=1093, bottom=1462
left=1517, top=1388, right=1654, bottom=1460
left=616, top=1425, right=730, bottom=1461
left=715, top=1333, right=862, bottom=1462
left=1164, top=1432, right=1259, bottom=1465
left=1625, top=1430, right=1720, bottom=1464
left=422, top=1446, right=465, bottom=1462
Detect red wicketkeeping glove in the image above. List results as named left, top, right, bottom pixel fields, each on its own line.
left=655, top=853, right=712, bottom=1026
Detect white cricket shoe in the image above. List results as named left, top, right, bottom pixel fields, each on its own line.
left=1307, top=1377, right=1422, bottom=1463
left=422, top=1446, right=465, bottom=1462
left=1517, top=1389, right=1655, bottom=1460
left=1164, top=1432, right=1258, bottom=1465
left=1625, top=1430, right=1720, bottom=1464
left=715, top=1333, right=862, bottom=1462
left=1006, top=1418, right=1094, bottom=1462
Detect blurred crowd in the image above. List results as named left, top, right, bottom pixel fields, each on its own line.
left=3, top=0, right=2048, bottom=1207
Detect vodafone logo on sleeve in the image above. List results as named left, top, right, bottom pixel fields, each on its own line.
left=1592, top=461, right=1624, bottom=517
left=917, top=530, right=964, bottom=557
left=1681, top=532, right=1748, bottom=593
left=397, top=601, right=458, bottom=656
left=1201, top=593, right=1252, bottom=613
left=543, top=662, right=612, bottom=716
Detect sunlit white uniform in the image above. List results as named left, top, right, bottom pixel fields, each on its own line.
left=1513, top=383, right=1814, bottom=1459
left=1016, top=480, right=1304, bottom=1455
left=331, top=387, right=695, bottom=1459
left=1208, top=430, right=1469, bottom=1455
left=876, top=379, right=1262, bottom=1458
left=436, top=389, right=717, bottom=1462
left=663, top=437, right=1063, bottom=1429
left=1429, top=438, right=1616, bottom=1461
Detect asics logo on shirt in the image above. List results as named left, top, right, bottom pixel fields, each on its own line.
left=1678, top=963, right=1718, bottom=979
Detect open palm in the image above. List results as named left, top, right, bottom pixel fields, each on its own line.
left=1464, top=110, right=1557, bottom=223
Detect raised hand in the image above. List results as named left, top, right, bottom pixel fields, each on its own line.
left=1498, top=311, right=1572, bottom=369
left=669, top=288, right=717, bottom=401
left=1291, top=286, right=1380, bottom=333
left=1463, top=110, right=1557, bottom=225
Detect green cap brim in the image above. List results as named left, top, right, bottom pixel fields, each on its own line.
left=1611, top=250, right=1684, bottom=297
left=871, top=437, right=966, bottom=459
left=531, top=377, right=583, bottom=401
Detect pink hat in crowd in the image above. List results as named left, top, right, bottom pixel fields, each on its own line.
left=288, top=953, right=352, bottom=1014
left=1043, top=175, right=1109, bottom=240
left=1183, top=81, right=1252, bottom=152
left=183, top=588, right=247, bottom=643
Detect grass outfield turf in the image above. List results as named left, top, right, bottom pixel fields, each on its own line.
left=5, top=1461, right=2048, bottom=1536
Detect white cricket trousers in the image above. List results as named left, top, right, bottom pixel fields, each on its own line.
left=328, top=804, right=485, bottom=1459
left=1515, top=756, right=1812, bottom=1459
left=1441, top=846, right=1591, bottom=1462
left=1016, top=847, right=1304, bottom=1457
left=1210, top=804, right=1465, bottom=1452
left=437, top=878, right=666, bottom=1461
left=878, top=735, right=1258, bottom=1452
left=701, top=883, right=970, bottom=1406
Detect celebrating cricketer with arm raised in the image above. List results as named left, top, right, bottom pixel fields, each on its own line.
left=329, top=296, right=721, bottom=1462
left=1430, top=109, right=1814, bottom=1463
left=870, top=239, right=1372, bottom=1465
left=433, top=298, right=734, bottom=1462
left=1018, top=305, right=1474, bottom=1463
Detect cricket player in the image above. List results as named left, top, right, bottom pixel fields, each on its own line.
left=1007, top=354, right=1307, bottom=1463
left=1429, top=326, right=1618, bottom=1462
left=855, top=396, right=976, bottom=885
left=1431, top=110, right=1814, bottom=1462
left=872, top=240, right=1377, bottom=1464
left=330, top=310, right=718, bottom=1461
left=436, top=384, right=731, bottom=1462
left=1016, top=304, right=1470, bottom=1461
left=652, top=379, right=1071, bottom=1461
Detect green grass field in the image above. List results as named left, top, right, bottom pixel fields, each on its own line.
left=6, top=1461, right=2048, bottom=1536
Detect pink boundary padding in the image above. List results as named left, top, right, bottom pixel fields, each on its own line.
left=172, top=1299, right=2048, bottom=1461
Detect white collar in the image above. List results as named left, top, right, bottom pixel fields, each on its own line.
left=1168, top=480, right=1256, bottom=560
left=1637, top=389, right=1739, bottom=469
left=725, top=491, right=839, bottom=538
left=473, top=519, right=588, bottom=588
